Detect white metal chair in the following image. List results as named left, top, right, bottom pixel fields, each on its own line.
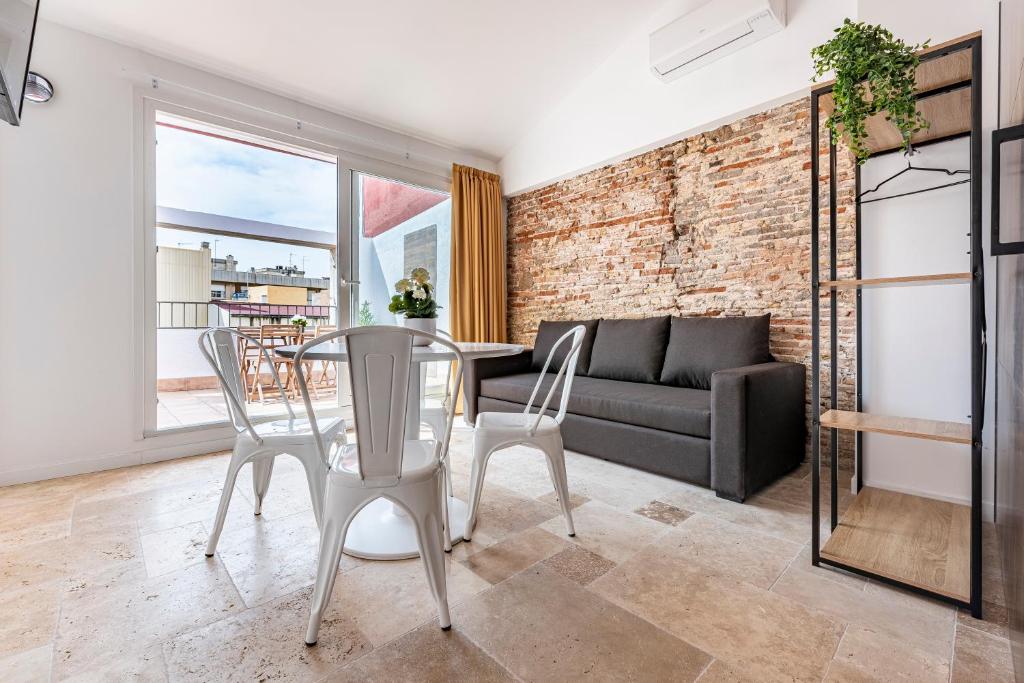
left=420, top=328, right=454, bottom=444
left=295, top=326, right=464, bottom=645
left=464, top=325, right=586, bottom=542
left=198, top=328, right=346, bottom=557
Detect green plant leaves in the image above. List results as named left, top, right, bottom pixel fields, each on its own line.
left=811, top=19, right=929, bottom=163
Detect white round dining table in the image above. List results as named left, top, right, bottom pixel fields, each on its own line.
left=275, top=340, right=524, bottom=560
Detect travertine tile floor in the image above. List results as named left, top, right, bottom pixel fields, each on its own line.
left=0, top=425, right=1013, bottom=682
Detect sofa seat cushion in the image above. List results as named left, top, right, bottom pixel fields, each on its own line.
left=478, top=372, right=711, bottom=439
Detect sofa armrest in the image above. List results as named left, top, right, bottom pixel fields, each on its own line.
left=463, top=349, right=534, bottom=423
left=710, top=361, right=806, bottom=502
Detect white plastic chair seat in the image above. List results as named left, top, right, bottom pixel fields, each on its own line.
left=474, top=411, right=561, bottom=436
left=249, top=416, right=346, bottom=446
left=329, top=440, right=440, bottom=487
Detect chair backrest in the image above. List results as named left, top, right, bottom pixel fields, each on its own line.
left=293, top=325, right=465, bottom=480
left=314, top=324, right=337, bottom=337
left=523, top=325, right=587, bottom=435
left=198, top=327, right=296, bottom=440
left=260, top=324, right=300, bottom=346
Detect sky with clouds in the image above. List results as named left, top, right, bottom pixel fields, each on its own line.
left=154, top=123, right=336, bottom=278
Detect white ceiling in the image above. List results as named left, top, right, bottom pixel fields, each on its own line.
left=40, top=0, right=666, bottom=160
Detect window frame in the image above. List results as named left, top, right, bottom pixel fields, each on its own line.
left=135, top=90, right=451, bottom=439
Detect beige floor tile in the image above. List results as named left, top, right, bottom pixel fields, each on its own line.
left=696, top=659, right=761, bottom=682
left=825, top=624, right=950, bottom=682
left=633, top=499, right=693, bottom=526
left=59, top=642, right=168, bottom=683
left=326, top=555, right=491, bottom=646
left=590, top=545, right=844, bottom=682
left=140, top=522, right=208, bottom=578
left=331, top=620, right=513, bottom=682
left=956, top=600, right=1008, bottom=639
left=136, top=485, right=260, bottom=536
left=163, top=587, right=371, bottom=682
left=0, top=468, right=129, bottom=510
left=772, top=559, right=955, bottom=661
left=539, top=499, right=669, bottom=564
left=660, top=513, right=802, bottom=589
left=459, top=445, right=566, bottom=499
left=71, top=480, right=225, bottom=533
left=566, top=457, right=683, bottom=511
left=0, top=582, right=60, bottom=659
left=951, top=624, right=1014, bottom=682
left=455, top=481, right=560, bottom=542
left=0, top=495, right=75, bottom=549
left=215, top=510, right=356, bottom=608
left=459, top=527, right=567, bottom=584
left=455, top=565, right=711, bottom=681
left=541, top=544, right=616, bottom=585
left=660, top=486, right=809, bottom=544
left=0, top=644, right=52, bottom=682
left=536, top=489, right=589, bottom=510
left=53, top=560, right=243, bottom=678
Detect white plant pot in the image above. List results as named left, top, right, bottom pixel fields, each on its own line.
left=402, top=317, right=436, bottom=345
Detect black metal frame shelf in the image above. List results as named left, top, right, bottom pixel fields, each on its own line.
left=809, top=34, right=985, bottom=618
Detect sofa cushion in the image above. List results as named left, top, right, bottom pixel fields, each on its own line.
left=479, top=372, right=711, bottom=438
left=660, top=314, right=772, bottom=390
left=587, top=317, right=670, bottom=383
left=531, top=319, right=599, bottom=375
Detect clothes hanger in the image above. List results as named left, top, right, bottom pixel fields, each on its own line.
left=857, top=146, right=970, bottom=204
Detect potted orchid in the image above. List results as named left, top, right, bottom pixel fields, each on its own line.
left=289, top=314, right=309, bottom=331
left=388, top=267, right=439, bottom=345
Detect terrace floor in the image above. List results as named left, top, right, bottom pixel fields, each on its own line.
left=0, top=425, right=1012, bottom=681
left=157, top=387, right=349, bottom=430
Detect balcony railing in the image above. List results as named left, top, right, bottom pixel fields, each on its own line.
left=157, top=301, right=335, bottom=329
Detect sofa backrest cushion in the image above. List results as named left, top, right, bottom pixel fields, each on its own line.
left=531, top=319, right=599, bottom=375
left=587, top=316, right=670, bottom=383
left=659, top=314, right=772, bottom=389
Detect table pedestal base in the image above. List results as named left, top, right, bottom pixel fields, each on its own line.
left=342, top=496, right=468, bottom=560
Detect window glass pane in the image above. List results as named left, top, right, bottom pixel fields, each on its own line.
left=154, top=113, right=340, bottom=431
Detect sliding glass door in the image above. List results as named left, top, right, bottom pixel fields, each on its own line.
left=348, top=172, right=452, bottom=330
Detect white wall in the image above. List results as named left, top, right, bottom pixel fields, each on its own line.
left=0, top=22, right=493, bottom=485
left=860, top=139, right=974, bottom=504
left=499, top=0, right=857, bottom=195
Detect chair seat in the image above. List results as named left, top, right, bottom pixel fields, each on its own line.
left=329, top=439, right=441, bottom=486
left=475, top=410, right=561, bottom=436
left=251, top=416, right=345, bottom=445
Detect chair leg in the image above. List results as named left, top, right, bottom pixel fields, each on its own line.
left=464, top=438, right=496, bottom=541
left=539, top=436, right=575, bottom=537
left=305, top=484, right=357, bottom=646
left=409, top=478, right=451, bottom=630
left=206, top=447, right=249, bottom=556
left=297, top=452, right=327, bottom=528
left=439, top=463, right=452, bottom=552
left=251, top=457, right=275, bottom=516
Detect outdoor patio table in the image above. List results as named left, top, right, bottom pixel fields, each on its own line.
left=275, top=340, right=524, bottom=560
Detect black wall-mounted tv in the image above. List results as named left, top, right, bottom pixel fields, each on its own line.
left=0, top=0, right=41, bottom=126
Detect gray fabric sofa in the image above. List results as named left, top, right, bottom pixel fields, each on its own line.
left=463, top=315, right=805, bottom=502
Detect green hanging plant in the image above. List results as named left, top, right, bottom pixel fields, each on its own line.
left=811, top=19, right=930, bottom=164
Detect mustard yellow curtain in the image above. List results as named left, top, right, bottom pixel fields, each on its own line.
left=450, top=164, right=506, bottom=343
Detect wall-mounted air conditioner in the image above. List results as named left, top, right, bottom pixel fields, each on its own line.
left=650, top=0, right=786, bottom=82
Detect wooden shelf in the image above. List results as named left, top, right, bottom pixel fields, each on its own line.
left=819, top=273, right=972, bottom=289
left=820, top=409, right=971, bottom=445
left=821, top=487, right=970, bottom=602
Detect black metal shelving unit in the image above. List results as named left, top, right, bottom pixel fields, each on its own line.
left=810, top=33, right=985, bottom=618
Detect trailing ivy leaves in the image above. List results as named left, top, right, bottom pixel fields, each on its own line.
left=811, top=19, right=930, bottom=164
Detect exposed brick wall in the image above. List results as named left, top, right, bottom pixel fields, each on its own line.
left=506, top=97, right=857, bottom=463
